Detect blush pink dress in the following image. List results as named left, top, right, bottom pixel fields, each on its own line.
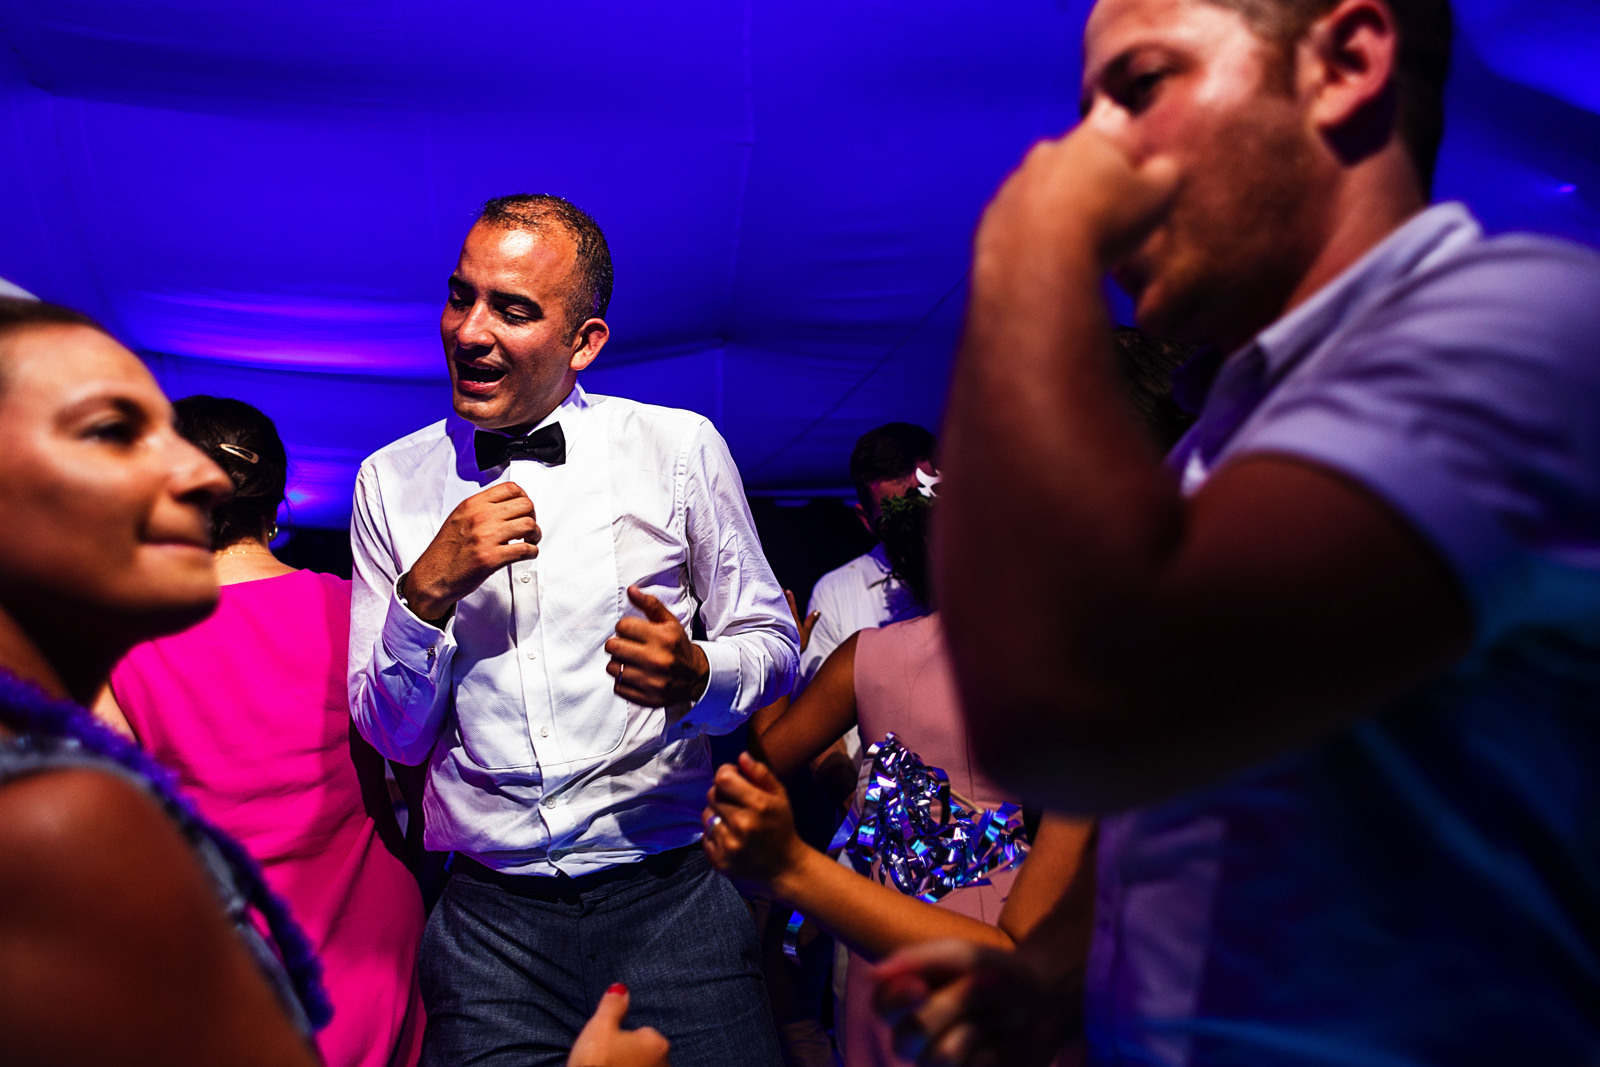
left=112, top=570, right=425, bottom=1067
left=844, top=613, right=1025, bottom=1067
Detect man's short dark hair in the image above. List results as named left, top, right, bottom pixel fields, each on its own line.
left=849, top=422, right=938, bottom=513
left=476, top=194, right=614, bottom=337
left=1204, top=0, right=1453, bottom=190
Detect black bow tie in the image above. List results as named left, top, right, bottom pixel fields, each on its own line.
left=474, top=423, right=566, bottom=471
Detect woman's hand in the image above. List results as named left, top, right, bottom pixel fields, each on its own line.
left=872, top=940, right=1075, bottom=1067
left=568, top=984, right=671, bottom=1067
left=701, top=752, right=810, bottom=888
left=783, top=589, right=820, bottom=654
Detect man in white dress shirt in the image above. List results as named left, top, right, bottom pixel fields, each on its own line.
left=799, top=422, right=937, bottom=691
left=348, top=194, right=796, bottom=1067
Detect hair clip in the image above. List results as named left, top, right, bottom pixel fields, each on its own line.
left=217, top=443, right=260, bottom=464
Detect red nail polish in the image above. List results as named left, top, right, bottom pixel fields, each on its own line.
left=608, top=983, right=628, bottom=996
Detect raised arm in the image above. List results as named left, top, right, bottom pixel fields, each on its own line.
left=348, top=464, right=541, bottom=764
left=749, top=633, right=861, bottom=780
left=939, top=124, right=1469, bottom=813
left=0, top=769, right=319, bottom=1066
left=704, top=753, right=1091, bottom=963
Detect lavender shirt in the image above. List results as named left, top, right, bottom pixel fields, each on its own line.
left=1087, top=205, right=1600, bottom=1065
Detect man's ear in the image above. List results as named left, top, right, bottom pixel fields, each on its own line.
left=854, top=502, right=876, bottom=536
left=570, top=318, right=610, bottom=372
left=1302, top=0, right=1400, bottom=156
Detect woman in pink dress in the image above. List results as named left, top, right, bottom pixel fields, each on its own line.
left=99, top=396, right=427, bottom=1067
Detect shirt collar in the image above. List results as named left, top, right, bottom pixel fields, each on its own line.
left=1173, top=202, right=1482, bottom=411
left=866, top=541, right=894, bottom=587
left=1254, top=202, right=1480, bottom=380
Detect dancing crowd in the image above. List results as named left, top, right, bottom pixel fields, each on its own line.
left=2, top=0, right=1599, bottom=1064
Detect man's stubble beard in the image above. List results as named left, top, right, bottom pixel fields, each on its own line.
left=1133, top=79, right=1331, bottom=352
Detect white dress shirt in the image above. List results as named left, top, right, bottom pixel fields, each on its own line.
left=798, top=543, right=925, bottom=690
left=349, top=384, right=798, bottom=875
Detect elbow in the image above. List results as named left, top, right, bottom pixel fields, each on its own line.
left=962, top=685, right=1192, bottom=817
left=368, top=720, right=438, bottom=767
left=383, top=737, right=437, bottom=768
left=350, top=699, right=436, bottom=767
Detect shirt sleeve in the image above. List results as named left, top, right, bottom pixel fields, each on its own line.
left=1229, top=239, right=1600, bottom=648
left=677, top=419, right=801, bottom=734
left=347, top=461, right=459, bottom=764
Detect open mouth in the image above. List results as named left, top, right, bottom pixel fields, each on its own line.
left=456, top=362, right=507, bottom=384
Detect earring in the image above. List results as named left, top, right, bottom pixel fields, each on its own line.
left=269, top=524, right=280, bottom=541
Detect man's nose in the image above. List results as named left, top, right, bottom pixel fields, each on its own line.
left=454, top=301, right=496, bottom=350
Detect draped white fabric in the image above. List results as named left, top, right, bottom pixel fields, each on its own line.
left=1, top=0, right=1595, bottom=525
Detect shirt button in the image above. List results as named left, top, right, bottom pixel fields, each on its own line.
left=550, top=848, right=566, bottom=861
left=539, top=725, right=550, bottom=738
left=525, top=650, right=536, bottom=660
left=543, top=796, right=557, bottom=808
left=519, top=573, right=531, bottom=584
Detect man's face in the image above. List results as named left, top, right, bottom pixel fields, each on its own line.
left=442, top=223, right=594, bottom=434
left=1082, top=0, right=1332, bottom=348
left=856, top=459, right=935, bottom=533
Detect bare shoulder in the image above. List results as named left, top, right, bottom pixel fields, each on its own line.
left=0, top=768, right=316, bottom=1065
left=0, top=765, right=185, bottom=879
left=0, top=766, right=233, bottom=1001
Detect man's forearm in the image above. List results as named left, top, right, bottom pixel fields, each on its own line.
left=938, top=241, right=1181, bottom=795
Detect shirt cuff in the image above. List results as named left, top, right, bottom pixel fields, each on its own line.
left=681, top=639, right=744, bottom=735
left=383, top=573, right=457, bottom=678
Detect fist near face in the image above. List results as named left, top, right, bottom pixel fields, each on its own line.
left=404, top=482, right=541, bottom=621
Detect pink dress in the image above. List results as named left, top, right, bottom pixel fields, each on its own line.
left=845, top=613, right=1024, bottom=1067
left=112, top=570, right=425, bottom=1067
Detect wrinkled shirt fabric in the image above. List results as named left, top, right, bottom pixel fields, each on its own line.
left=800, top=543, right=926, bottom=691
left=349, top=384, right=798, bottom=876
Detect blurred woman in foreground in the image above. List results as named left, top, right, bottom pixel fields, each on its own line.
left=0, top=298, right=324, bottom=1064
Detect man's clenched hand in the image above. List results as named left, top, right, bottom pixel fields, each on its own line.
left=974, top=113, right=1179, bottom=281
left=403, top=482, right=540, bottom=621
left=605, top=586, right=710, bottom=708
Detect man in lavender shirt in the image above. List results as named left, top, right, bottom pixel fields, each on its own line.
left=872, top=0, right=1600, bottom=1064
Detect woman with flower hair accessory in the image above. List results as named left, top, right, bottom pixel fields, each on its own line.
left=0, top=297, right=323, bottom=1064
